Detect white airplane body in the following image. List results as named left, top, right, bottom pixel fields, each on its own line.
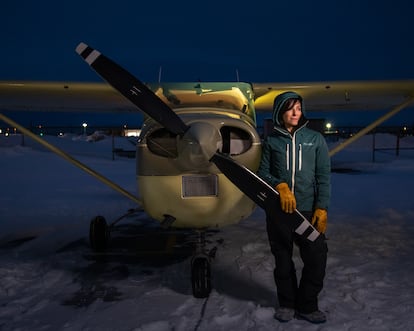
left=1, top=42, right=414, bottom=297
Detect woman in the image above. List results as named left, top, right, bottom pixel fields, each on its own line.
left=257, top=91, right=331, bottom=324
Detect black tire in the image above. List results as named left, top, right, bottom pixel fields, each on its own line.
left=191, top=256, right=211, bottom=298
left=89, top=216, right=109, bottom=252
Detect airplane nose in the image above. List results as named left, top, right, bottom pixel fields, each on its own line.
left=177, top=122, right=221, bottom=169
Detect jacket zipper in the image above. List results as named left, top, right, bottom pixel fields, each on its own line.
left=291, top=132, right=296, bottom=194
left=286, top=144, right=290, bottom=171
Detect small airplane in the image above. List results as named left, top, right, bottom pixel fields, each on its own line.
left=1, top=43, right=414, bottom=298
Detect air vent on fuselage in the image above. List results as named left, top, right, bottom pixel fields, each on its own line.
left=182, top=174, right=218, bottom=197
left=146, top=128, right=178, bottom=158
left=147, top=126, right=253, bottom=158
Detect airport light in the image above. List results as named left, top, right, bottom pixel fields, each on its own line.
left=82, top=122, right=88, bottom=135
left=324, top=122, right=333, bottom=134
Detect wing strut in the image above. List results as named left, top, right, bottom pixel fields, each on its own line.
left=0, top=113, right=142, bottom=206
left=329, top=96, right=414, bottom=157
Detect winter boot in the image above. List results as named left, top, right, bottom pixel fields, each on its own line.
left=296, top=310, right=327, bottom=323
left=274, top=307, right=295, bottom=322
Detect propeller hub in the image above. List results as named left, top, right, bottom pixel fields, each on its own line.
left=177, top=122, right=221, bottom=169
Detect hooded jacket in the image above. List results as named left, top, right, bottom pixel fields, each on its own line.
left=257, top=92, right=331, bottom=212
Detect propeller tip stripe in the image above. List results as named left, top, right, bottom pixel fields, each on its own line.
left=307, top=230, right=320, bottom=242
left=76, top=42, right=101, bottom=65
left=75, top=42, right=88, bottom=55
left=85, top=50, right=101, bottom=65
left=295, top=220, right=309, bottom=235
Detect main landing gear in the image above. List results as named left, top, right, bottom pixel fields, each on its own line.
left=88, top=211, right=217, bottom=299
left=89, top=215, right=110, bottom=252
left=89, top=208, right=140, bottom=252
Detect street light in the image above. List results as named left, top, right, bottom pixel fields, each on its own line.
left=325, top=122, right=332, bottom=134
left=82, top=122, right=88, bottom=135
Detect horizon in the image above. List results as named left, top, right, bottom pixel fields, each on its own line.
left=1, top=107, right=414, bottom=134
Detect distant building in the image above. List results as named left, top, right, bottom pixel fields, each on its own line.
left=123, top=128, right=141, bottom=137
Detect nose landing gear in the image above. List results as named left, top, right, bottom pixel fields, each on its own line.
left=191, top=231, right=217, bottom=298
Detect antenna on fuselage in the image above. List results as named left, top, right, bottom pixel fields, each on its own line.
left=158, top=66, right=162, bottom=83
left=236, top=69, right=240, bottom=82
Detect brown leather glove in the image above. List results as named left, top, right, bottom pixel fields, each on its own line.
left=276, top=182, right=296, bottom=213
left=311, top=208, right=328, bottom=233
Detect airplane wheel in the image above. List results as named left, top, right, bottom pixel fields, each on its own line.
left=89, top=216, right=109, bottom=252
left=191, top=256, right=211, bottom=298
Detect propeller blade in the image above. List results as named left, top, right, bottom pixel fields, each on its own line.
left=210, top=153, right=321, bottom=242
left=76, top=42, right=188, bottom=136
left=210, top=153, right=277, bottom=211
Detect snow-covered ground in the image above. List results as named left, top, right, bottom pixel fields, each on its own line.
left=1, top=132, right=414, bottom=330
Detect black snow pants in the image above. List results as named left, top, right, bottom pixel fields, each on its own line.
left=266, top=211, right=328, bottom=314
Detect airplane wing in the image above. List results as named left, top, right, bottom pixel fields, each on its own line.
left=0, top=80, right=255, bottom=115
left=0, top=81, right=135, bottom=112
left=2, top=80, right=414, bottom=113
left=252, top=80, right=414, bottom=112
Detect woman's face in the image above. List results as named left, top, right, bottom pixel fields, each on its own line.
left=282, top=100, right=302, bottom=132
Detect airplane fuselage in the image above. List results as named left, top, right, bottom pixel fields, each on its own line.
left=136, top=108, right=262, bottom=228
left=133, top=72, right=263, bottom=230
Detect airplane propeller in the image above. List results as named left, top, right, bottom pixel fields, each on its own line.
left=75, top=42, right=283, bottom=209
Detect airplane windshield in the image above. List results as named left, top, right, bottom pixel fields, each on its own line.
left=148, top=82, right=256, bottom=124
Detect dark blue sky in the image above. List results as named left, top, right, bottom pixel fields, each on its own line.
left=1, top=0, right=414, bottom=126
